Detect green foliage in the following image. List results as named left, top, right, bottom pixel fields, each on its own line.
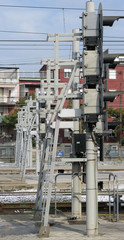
left=29, top=92, right=35, bottom=100
left=108, top=107, right=124, bottom=121
left=2, top=109, right=18, bottom=129
left=2, top=97, right=27, bottom=129
left=2, top=94, right=36, bottom=129
left=108, top=107, right=124, bottom=144
left=67, top=100, right=72, bottom=108
left=16, top=97, right=27, bottom=109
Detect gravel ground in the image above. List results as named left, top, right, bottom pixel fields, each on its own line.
left=0, top=214, right=124, bottom=240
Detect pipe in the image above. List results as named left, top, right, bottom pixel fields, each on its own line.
left=86, top=130, right=98, bottom=236
left=54, top=172, right=85, bottom=216
left=109, top=173, right=114, bottom=221
left=86, top=1, right=95, bottom=12
left=114, top=175, right=119, bottom=222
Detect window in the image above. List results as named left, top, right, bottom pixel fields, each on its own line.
left=9, top=148, right=14, bottom=157
left=0, top=88, right=3, bottom=102
left=119, top=57, right=124, bottom=62
left=64, top=69, right=71, bottom=78
left=0, top=126, right=3, bottom=135
left=64, top=145, right=71, bottom=154
left=64, top=129, right=70, bottom=138
left=109, top=69, right=116, bottom=79
left=80, top=69, right=83, bottom=78
left=109, top=89, right=116, bottom=92
left=1, top=149, right=7, bottom=156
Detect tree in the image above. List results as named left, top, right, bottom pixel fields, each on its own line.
left=108, top=107, right=124, bottom=145
left=2, top=97, right=27, bottom=129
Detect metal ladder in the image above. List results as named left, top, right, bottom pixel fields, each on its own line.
left=34, top=116, right=60, bottom=237
left=20, top=112, right=36, bottom=180
left=34, top=63, right=77, bottom=236
left=34, top=128, right=53, bottom=222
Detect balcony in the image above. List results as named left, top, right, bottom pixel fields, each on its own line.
left=20, top=71, right=55, bottom=80
left=20, top=72, right=41, bottom=79
left=0, top=68, right=19, bottom=82
left=0, top=96, right=18, bottom=105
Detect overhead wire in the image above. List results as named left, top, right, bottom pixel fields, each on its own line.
left=0, top=40, right=124, bottom=43
left=0, top=30, right=124, bottom=40
left=0, top=40, right=47, bottom=42
left=0, top=30, right=48, bottom=35
left=0, top=4, right=85, bottom=10
left=0, top=63, right=40, bottom=66
left=0, top=4, right=124, bottom=12
left=0, top=48, right=70, bottom=50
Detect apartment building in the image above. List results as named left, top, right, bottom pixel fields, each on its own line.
left=0, top=68, right=19, bottom=162
left=0, top=68, right=19, bottom=135
left=19, top=71, right=40, bottom=98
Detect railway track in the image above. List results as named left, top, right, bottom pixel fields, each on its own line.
left=0, top=189, right=124, bottom=195
left=0, top=189, right=124, bottom=213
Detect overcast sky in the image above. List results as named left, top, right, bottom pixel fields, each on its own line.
left=0, top=0, right=124, bottom=74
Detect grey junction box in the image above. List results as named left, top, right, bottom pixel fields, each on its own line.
left=83, top=88, right=99, bottom=115
left=83, top=50, right=100, bottom=76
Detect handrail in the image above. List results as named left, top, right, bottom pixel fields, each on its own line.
left=54, top=172, right=85, bottom=216
left=109, top=173, right=119, bottom=222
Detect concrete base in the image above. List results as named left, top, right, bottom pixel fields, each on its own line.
left=39, top=224, right=50, bottom=238
left=0, top=214, right=124, bottom=240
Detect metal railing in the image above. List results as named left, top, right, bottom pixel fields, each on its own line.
left=54, top=172, right=85, bottom=217
left=20, top=71, right=54, bottom=79
left=109, top=173, right=119, bottom=222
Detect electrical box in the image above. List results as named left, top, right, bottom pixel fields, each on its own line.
left=40, top=100, right=46, bottom=108
left=83, top=50, right=99, bottom=76
left=40, top=112, right=46, bottom=119
left=83, top=88, right=99, bottom=115
left=74, top=134, right=86, bottom=157
left=39, top=123, right=46, bottom=134
left=82, top=12, right=99, bottom=38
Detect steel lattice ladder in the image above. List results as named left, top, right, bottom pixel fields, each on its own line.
left=34, top=117, right=60, bottom=237
left=34, top=63, right=77, bottom=237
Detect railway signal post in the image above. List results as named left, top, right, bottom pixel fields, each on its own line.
left=82, top=1, right=124, bottom=236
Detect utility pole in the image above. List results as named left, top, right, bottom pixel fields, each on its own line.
left=36, top=89, right=40, bottom=174
left=72, top=28, right=82, bottom=219
left=82, top=1, right=100, bottom=235
left=120, top=83, right=122, bottom=160
left=82, top=1, right=124, bottom=236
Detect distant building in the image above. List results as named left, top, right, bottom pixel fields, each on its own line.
left=19, top=72, right=41, bottom=98
left=0, top=67, right=19, bottom=136
left=0, top=68, right=19, bottom=162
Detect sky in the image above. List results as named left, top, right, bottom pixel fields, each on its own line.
left=0, top=0, right=124, bottom=74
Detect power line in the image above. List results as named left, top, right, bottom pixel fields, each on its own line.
left=0, top=43, right=71, bottom=47
left=104, top=44, right=124, bottom=46
left=0, top=40, right=124, bottom=43
left=0, top=40, right=47, bottom=42
left=1, top=30, right=124, bottom=40
left=0, top=63, right=40, bottom=66
left=104, top=40, right=124, bottom=43
left=105, top=36, right=124, bottom=39
left=0, top=30, right=48, bottom=35
left=0, top=48, right=70, bottom=50
left=0, top=4, right=124, bottom=12
left=0, top=4, right=84, bottom=10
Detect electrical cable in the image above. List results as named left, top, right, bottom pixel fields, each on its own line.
left=0, top=44, right=71, bottom=46
left=0, top=48, right=70, bottom=50
left=0, top=4, right=124, bottom=12
left=0, top=40, right=124, bottom=43
left=0, top=40, right=47, bottom=42
left=0, top=30, right=48, bottom=35
left=0, top=63, right=40, bottom=66
left=0, top=4, right=84, bottom=10
left=104, top=40, right=124, bottom=43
